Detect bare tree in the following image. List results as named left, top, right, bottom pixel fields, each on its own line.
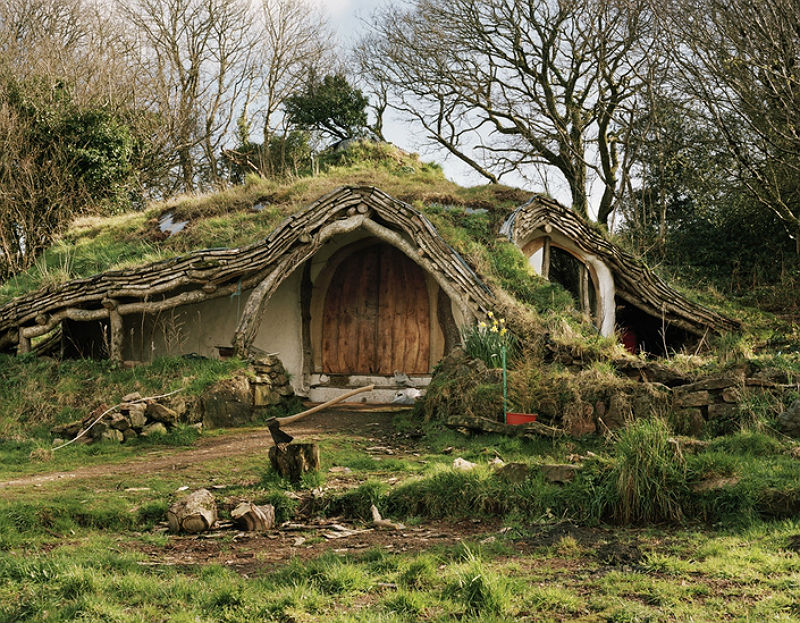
left=660, top=0, right=800, bottom=251
left=252, top=0, right=332, bottom=170
left=360, top=0, right=655, bottom=225
left=118, top=0, right=257, bottom=193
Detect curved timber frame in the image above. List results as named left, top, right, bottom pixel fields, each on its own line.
left=0, top=186, right=495, bottom=360
left=501, top=195, right=739, bottom=337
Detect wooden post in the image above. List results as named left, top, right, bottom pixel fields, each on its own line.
left=17, top=329, right=30, bottom=355
left=579, top=264, right=591, bottom=315
left=269, top=443, right=320, bottom=481
left=109, top=309, right=123, bottom=362
left=541, top=236, right=551, bottom=280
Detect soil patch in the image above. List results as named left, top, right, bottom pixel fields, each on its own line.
left=0, top=411, right=397, bottom=489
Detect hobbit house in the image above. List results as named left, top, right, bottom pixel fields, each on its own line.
left=0, top=186, right=494, bottom=403
left=501, top=195, right=739, bottom=355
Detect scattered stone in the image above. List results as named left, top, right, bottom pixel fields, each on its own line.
left=167, top=488, right=218, bottom=533
left=231, top=502, right=275, bottom=531
left=495, top=462, right=530, bottom=483
left=141, top=422, right=168, bottom=437
left=329, top=466, right=352, bottom=473
left=541, top=463, right=582, bottom=483
left=123, top=428, right=138, bottom=441
left=678, top=375, right=742, bottom=392
left=90, top=420, right=110, bottom=440
left=453, top=457, right=478, bottom=471
left=121, top=392, right=143, bottom=403
left=721, top=387, right=741, bottom=403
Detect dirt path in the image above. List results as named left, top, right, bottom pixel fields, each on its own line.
left=0, top=410, right=397, bottom=489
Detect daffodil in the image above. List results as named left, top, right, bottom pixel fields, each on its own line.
left=479, top=321, right=487, bottom=328
left=499, top=318, right=505, bottom=324
left=490, top=325, right=499, bottom=333
left=487, top=311, right=494, bottom=318
left=500, top=327, right=507, bottom=336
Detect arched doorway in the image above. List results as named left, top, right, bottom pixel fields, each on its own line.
left=321, top=243, right=431, bottom=375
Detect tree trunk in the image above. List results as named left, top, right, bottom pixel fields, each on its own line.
left=231, top=502, right=275, bottom=531
left=269, top=443, right=320, bottom=481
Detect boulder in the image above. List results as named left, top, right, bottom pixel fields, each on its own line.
left=708, top=403, right=738, bottom=420
left=167, top=489, right=217, bottom=533
left=201, top=375, right=254, bottom=428
left=121, top=392, right=143, bottom=403
left=90, top=420, right=110, bottom=440
left=146, top=402, right=179, bottom=425
left=141, top=422, right=167, bottom=437
left=122, top=428, right=138, bottom=441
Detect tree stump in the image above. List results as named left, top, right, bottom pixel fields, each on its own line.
left=231, top=502, right=275, bottom=531
left=167, top=488, right=218, bottom=533
left=268, top=443, right=320, bottom=481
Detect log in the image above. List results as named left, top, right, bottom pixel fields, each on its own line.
left=444, top=414, right=564, bottom=438
left=167, top=488, right=218, bottom=533
left=269, top=443, right=320, bottom=481
left=231, top=502, right=275, bottom=531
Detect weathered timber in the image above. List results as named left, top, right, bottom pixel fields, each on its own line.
left=444, top=414, right=564, bottom=438
left=269, top=443, right=320, bottom=481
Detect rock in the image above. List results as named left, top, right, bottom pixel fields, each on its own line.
left=708, top=403, right=738, bottom=420
left=108, top=413, right=131, bottom=431
left=673, top=409, right=705, bottom=437
left=563, top=403, right=596, bottom=436
left=123, top=428, right=138, bottom=441
left=777, top=400, right=800, bottom=437
left=141, top=422, right=167, bottom=437
left=52, top=420, right=84, bottom=438
left=121, top=392, right=142, bottom=403
left=231, top=502, right=275, bottom=531
left=453, top=457, right=478, bottom=471
left=253, top=384, right=281, bottom=406
left=676, top=375, right=741, bottom=392
left=123, top=403, right=147, bottom=429
left=392, top=388, right=421, bottom=405
left=167, top=489, right=217, bottom=533
left=604, top=394, right=631, bottom=429
left=674, top=390, right=711, bottom=408
left=613, top=360, right=692, bottom=386
left=495, top=462, right=531, bottom=483
left=146, top=402, right=179, bottom=425
left=90, top=420, right=110, bottom=440
left=100, top=428, right=124, bottom=443
left=721, top=387, right=740, bottom=403
left=541, top=463, right=582, bottom=483
left=201, top=375, right=254, bottom=428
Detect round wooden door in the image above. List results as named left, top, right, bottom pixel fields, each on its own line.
left=321, top=243, right=431, bottom=375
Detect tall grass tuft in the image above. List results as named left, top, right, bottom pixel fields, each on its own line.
left=443, top=549, right=509, bottom=615
left=604, top=418, right=688, bottom=524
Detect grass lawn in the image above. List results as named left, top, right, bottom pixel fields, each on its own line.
left=2, top=412, right=800, bottom=622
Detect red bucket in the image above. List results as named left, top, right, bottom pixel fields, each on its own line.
left=506, top=412, right=538, bottom=425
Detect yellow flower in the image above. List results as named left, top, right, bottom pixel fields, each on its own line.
left=500, top=327, right=507, bottom=336
left=487, top=311, right=494, bottom=318
left=479, top=321, right=487, bottom=328
left=499, top=318, right=505, bottom=324
left=490, top=325, right=499, bottom=333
